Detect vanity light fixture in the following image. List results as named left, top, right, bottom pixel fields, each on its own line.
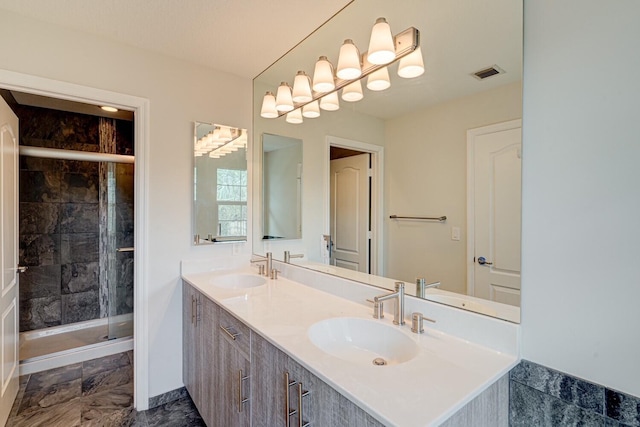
left=275, top=82, right=294, bottom=112
left=367, top=18, right=396, bottom=65
left=260, top=91, right=278, bottom=118
left=260, top=19, right=422, bottom=124
left=292, top=71, right=313, bottom=103
left=342, top=80, right=364, bottom=102
left=195, top=124, right=246, bottom=159
left=336, top=39, right=362, bottom=80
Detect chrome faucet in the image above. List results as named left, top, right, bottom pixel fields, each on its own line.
left=374, top=282, right=405, bottom=325
left=250, top=252, right=272, bottom=277
left=416, top=278, right=440, bottom=298
left=284, top=251, right=304, bottom=263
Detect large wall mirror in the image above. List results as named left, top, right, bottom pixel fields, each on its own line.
left=252, top=0, right=523, bottom=322
left=194, top=122, right=248, bottom=244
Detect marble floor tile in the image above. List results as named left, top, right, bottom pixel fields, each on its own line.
left=25, top=363, right=82, bottom=393
left=82, top=351, right=131, bottom=378
left=145, top=397, right=205, bottom=427
left=81, top=383, right=134, bottom=424
left=18, top=378, right=81, bottom=414
left=82, top=364, right=133, bottom=396
left=8, top=397, right=82, bottom=427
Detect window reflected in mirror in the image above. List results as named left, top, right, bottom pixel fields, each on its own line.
left=193, top=122, right=247, bottom=245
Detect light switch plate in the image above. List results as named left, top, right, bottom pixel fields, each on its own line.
left=451, top=227, right=461, bottom=241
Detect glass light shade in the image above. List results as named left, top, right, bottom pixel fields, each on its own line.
left=292, top=71, right=313, bottom=103
left=320, top=91, right=340, bottom=111
left=367, top=18, right=396, bottom=65
left=275, top=82, right=294, bottom=112
left=367, top=67, right=391, bottom=91
left=302, top=100, right=321, bottom=118
left=260, top=91, right=278, bottom=118
left=398, top=47, right=425, bottom=78
left=219, top=126, right=232, bottom=141
left=342, top=80, right=364, bottom=102
left=312, top=56, right=335, bottom=93
left=286, top=108, right=304, bottom=124
left=211, top=127, right=222, bottom=142
left=336, top=39, right=362, bottom=80
left=209, top=152, right=221, bottom=158
left=194, top=152, right=203, bottom=157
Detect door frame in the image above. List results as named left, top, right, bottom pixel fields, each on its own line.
left=466, top=119, right=522, bottom=297
left=324, top=136, right=384, bottom=276
left=0, top=69, right=150, bottom=409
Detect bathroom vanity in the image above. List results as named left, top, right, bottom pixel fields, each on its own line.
left=182, top=261, right=519, bottom=427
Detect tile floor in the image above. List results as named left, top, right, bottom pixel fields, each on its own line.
left=7, top=351, right=205, bottom=427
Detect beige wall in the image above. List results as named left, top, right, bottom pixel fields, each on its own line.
left=0, top=10, right=252, bottom=398
left=264, top=142, right=302, bottom=239
left=384, top=82, right=522, bottom=293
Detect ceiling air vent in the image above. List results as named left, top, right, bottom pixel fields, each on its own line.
left=472, top=65, right=505, bottom=80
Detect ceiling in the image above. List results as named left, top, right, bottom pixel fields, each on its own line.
left=0, top=0, right=352, bottom=79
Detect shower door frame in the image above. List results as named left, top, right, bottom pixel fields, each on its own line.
left=0, top=69, right=150, bottom=409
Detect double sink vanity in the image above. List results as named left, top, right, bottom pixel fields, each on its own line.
left=181, top=257, right=519, bottom=427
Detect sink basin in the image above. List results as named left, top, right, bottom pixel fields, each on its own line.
left=308, top=317, right=418, bottom=366
left=210, top=274, right=266, bottom=289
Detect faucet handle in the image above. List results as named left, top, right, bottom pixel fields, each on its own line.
left=411, top=312, right=436, bottom=334
left=366, top=299, right=384, bottom=319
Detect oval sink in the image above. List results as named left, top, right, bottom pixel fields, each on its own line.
left=308, top=317, right=418, bottom=366
left=210, top=274, right=266, bottom=289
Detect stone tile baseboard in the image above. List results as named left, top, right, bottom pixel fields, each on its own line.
left=148, top=387, right=189, bottom=409
left=510, top=360, right=640, bottom=426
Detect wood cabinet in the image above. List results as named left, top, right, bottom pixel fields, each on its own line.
left=182, top=283, right=204, bottom=417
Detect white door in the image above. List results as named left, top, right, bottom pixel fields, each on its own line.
left=468, top=120, right=521, bottom=306
left=0, top=97, right=19, bottom=425
left=330, top=154, right=370, bottom=272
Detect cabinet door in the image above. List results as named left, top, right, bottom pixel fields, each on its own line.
left=182, top=283, right=200, bottom=408
left=199, top=296, right=219, bottom=426
left=217, top=335, right=251, bottom=427
left=251, top=333, right=288, bottom=427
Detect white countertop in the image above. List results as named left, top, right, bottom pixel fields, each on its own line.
left=182, top=265, right=518, bottom=427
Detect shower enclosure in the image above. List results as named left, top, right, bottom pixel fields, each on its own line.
left=17, top=107, right=134, bottom=362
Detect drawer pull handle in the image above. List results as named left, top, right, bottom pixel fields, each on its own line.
left=238, top=369, right=249, bottom=413
left=220, top=325, right=240, bottom=340
left=285, top=372, right=298, bottom=427
left=297, top=382, right=310, bottom=427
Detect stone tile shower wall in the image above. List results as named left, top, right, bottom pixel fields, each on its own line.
left=17, top=105, right=134, bottom=332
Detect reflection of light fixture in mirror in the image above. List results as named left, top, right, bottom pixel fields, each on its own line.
left=302, top=100, right=321, bottom=118
left=336, top=39, right=361, bottom=80
left=292, top=71, right=313, bottom=103
left=260, top=91, right=278, bottom=118
left=342, top=80, right=363, bottom=102
left=286, top=108, right=304, bottom=124
left=312, top=56, right=335, bottom=93
left=219, top=126, right=233, bottom=141
left=367, top=18, right=396, bottom=65
left=367, top=67, right=391, bottom=91
left=398, top=46, right=425, bottom=78
left=320, top=91, right=340, bottom=111
left=275, top=82, right=294, bottom=112
left=101, top=106, right=118, bottom=112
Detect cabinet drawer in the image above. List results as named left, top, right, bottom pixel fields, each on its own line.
left=219, top=308, right=251, bottom=357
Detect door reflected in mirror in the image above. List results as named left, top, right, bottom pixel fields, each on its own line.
left=262, top=134, right=303, bottom=240
left=193, top=122, right=248, bottom=245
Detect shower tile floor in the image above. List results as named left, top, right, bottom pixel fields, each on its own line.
left=7, top=351, right=205, bottom=426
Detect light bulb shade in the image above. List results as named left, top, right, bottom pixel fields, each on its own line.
left=292, top=71, right=313, bottom=103
left=219, top=126, right=232, bottom=141
left=367, top=66, right=391, bottom=91
left=342, top=80, right=364, bottom=102
left=336, top=39, right=362, bottom=80
left=320, top=91, right=340, bottom=111
left=312, top=56, right=335, bottom=93
left=398, top=46, right=425, bottom=78
left=367, top=18, right=396, bottom=65
left=286, top=108, right=304, bottom=124
left=275, top=82, right=294, bottom=112
left=260, top=91, right=278, bottom=118
left=302, top=100, right=321, bottom=118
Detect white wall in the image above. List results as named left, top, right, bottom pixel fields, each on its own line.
left=264, top=143, right=302, bottom=238
left=385, top=82, right=522, bottom=293
left=521, top=0, right=640, bottom=396
left=0, top=11, right=252, bottom=398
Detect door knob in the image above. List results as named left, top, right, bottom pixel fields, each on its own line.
left=477, top=257, right=493, bottom=266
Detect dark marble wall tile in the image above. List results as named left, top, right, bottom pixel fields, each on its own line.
left=61, top=159, right=98, bottom=174
left=116, top=253, right=134, bottom=315
left=19, top=233, right=61, bottom=266
left=510, top=359, right=605, bottom=413
left=59, top=203, right=99, bottom=233
left=18, top=264, right=60, bottom=300
left=19, top=202, right=59, bottom=234
left=115, top=119, right=134, bottom=156
left=19, top=170, right=62, bottom=202
left=61, top=290, right=100, bottom=324
left=19, top=296, right=61, bottom=331
left=607, top=389, right=640, bottom=426
left=510, top=381, right=605, bottom=426
left=61, top=262, right=99, bottom=294
left=17, top=104, right=99, bottom=150
left=61, top=172, right=99, bottom=203
left=61, top=232, right=99, bottom=264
